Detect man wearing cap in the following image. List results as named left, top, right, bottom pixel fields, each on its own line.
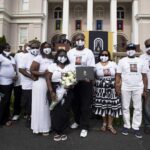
left=115, top=43, right=147, bottom=138
left=140, top=39, right=150, bottom=134
left=67, top=33, right=95, bottom=138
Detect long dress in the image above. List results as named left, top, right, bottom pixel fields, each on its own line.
left=93, top=61, right=122, bottom=118
left=31, top=55, right=53, bottom=133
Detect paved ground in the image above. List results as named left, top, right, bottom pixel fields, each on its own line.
left=0, top=118, right=150, bottom=150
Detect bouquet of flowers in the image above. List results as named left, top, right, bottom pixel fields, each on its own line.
left=49, top=71, right=76, bottom=111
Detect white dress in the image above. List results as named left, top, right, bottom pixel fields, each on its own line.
left=31, top=55, right=53, bottom=133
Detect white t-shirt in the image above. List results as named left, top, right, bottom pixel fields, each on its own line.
left=67, top=48, right=95, bottom=67
left=117, top=57, right=147, bottom=91
left=0, top=54, right=16, bottom=85
left=140, top=53, right=150, bottom=89
left=95, top=61, right=117, bottom=78
left=18, top=53, right=37, bottom=90
left=48, top=63, right=75, bottom=82
left=14, top=52, right=26, bottom=86
left=33, top=55, right=53, bottom=73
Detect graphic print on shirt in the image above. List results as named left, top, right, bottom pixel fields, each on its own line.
left=130, top=64, right=137, bottom=72
left=75, top=56, right=82, bottom=65
left=103, top=69, right=111, bottom=76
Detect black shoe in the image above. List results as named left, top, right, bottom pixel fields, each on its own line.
left=121, top=127, right=129, bottom=136
left=133, top=129, right=142, bottom=139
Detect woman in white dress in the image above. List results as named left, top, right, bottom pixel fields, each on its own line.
left=30, top=42, right=53, bottom=135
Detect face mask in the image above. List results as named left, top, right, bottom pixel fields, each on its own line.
left=30, top=49, right=39, bottom=56
left=3, top=51, right=11, bottom=56
left=43, top=48, right=51, bottom=55
left=126, top=50, right=136, bottom=57
left=76, top=40, right=85, bottom=47
left=57, top=56, right=67, bottom=64
left=100, top=56, right=109, bottom=62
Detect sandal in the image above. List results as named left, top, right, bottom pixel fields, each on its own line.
left=100, top=124, right=107, bottom=132
left=107, top=126, right=117, bottom=135
left=53, top=134, right=61, bottom=141
left=61, top=134, right=67, bottom=141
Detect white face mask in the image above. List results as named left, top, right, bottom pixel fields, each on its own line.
left=100, top=56, right=109, bottom=62
left=76, top=40, right=85, bottom=47
left=126, top=50, right=136, bottom=57
left=30, top=49, right=39, bottom=56
left=57, top=56, right=67, bottom=64
left=43, top=48, right=51, bottom=55
left=3, top=51, right=11, bottom=56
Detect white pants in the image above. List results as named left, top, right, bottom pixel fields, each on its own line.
left=121, top=89, right=143, bottom=130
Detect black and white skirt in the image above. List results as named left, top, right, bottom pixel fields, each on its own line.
left=93, top=77, right=122, bottom=118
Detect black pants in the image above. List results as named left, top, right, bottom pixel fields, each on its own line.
left=143, top=90, right=150, bottom=128
left=71, top=81, right=93, bottom=130
left=13, top=85, right=22, bottom=116
left=51, top=83, right=73, bottom=134
left=21, top=89, right=32, bottom=116
left=0, top=84, right=13, bottom=125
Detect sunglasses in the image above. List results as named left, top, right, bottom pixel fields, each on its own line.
left=146, top=45, right=150, bottom=48
left=76, top=38, right=84, bottom=41
left=31, top=47, right=39, bottom=49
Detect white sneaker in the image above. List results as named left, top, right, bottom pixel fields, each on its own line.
left=12, top=115, right=19, bottom=121
left=70, top=122, right=79, bottom=129
left=80, top=129, right=88, bottom=138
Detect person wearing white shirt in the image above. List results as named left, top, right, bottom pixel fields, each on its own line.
left=0, top=43, right=16, bottom=126
left=115, top=43, right=148, bottom=138
left=19, top=42, right=40, bottom=128
left=67, top=33, right=95, bottom=138
left=30, top=42, right=53, bottom=136
left=12, top=44, right=29, bottom=121
left=46, top=49, right=75, bottom=141
left=140, top=39, right=150, bottom=134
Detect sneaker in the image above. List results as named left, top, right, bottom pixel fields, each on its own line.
left=61, top=134, right=67, bottom=141
left=12, top=115, right=19, bottom=121
left=121, top=127, right=129, bottom=136
left=53, top=134, right=61, bottom=142
left=80, top=129, right=88, bottom=138
left=70, top=122, right=79, bottom=129
left=134, top=129, right=143, bottom=139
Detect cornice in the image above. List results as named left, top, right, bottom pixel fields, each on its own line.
left=136, top=14, right=150, bottom=20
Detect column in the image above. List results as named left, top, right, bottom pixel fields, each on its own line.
left=132, top=0, right=139, bottom=44
left=110, top=0, right=117, bottom=52
left=42, top=0, right=48, bottom=42
left=62, top=0, right=69, bottom=38
left=87, top=0, right=93, bottom=31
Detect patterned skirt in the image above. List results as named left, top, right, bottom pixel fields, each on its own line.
left=93, top=77, right=122, bottom=118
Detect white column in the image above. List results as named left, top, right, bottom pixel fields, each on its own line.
left=62, top=0, right=69, bottom=38
left=110, top=0, right=117, bottom=52
left=87, top=0, right=93, bottom=31
left=132, top=0, right=139, bottom=44
left=42, top=0, right=48, bottom=42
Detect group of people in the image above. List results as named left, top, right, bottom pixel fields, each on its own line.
left=0, top=33, right=150, bottom=141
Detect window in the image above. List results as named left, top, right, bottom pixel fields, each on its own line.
left=55, top=20, right=62, bottom=30
left=19, top=27, right=28, bottom=45
left=22, top=0, right=29, bottom=11
left=117, top=20, right=124, bottom=31
left=74, top=6, right=83, bottom=18
left=96, top=20, right=103, bottom=30
left=117, top=7, right=124, bottom=19
left=95, top=6, right=104, bottom=18
left=54, top=7, right=62, bottom=19
left=75, top=20, right=81, bottom=30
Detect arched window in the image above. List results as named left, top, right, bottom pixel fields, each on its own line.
left=74, top=6, right=83, bottom=18
left=54, top=7, right=62, bottom=19
left=117, top=7, right=124, bottom=19
left=95, top=6, right=104, bottom=18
